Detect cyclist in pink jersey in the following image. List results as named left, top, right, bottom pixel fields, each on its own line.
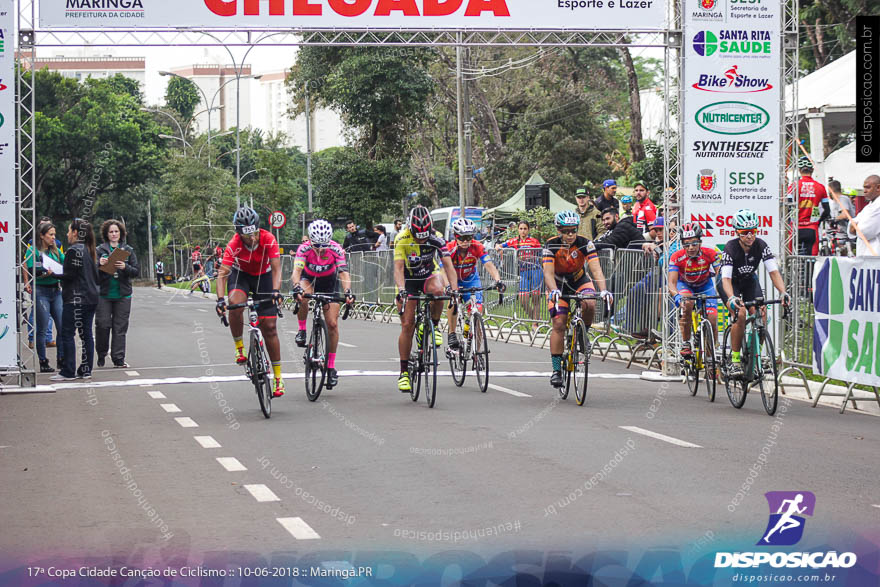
left=291, top=219, right=355, bottom=388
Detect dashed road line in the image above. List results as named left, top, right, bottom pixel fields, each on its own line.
left=216, top=457, right=247, bottom=472
left=619, top=426, right=702, bottom=448
left=147, top=391, right=166, bottom=399
left=244, top=484, right=280, bottom=502
left=194, top=436, right=221, bottom=449
left=125, top=371, right=140, bottom=377
left=175, top=417, right=199, bottom=428
left=487, top=383, right=532, bottom=397
left=160, top=403, right=181, bottom=413
left=337, top=342, right=356, bottom=348
left=277, top=517, right=321, bottom=540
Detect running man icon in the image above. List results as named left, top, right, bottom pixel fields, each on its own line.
left=758, top=491, right=816, bottom=546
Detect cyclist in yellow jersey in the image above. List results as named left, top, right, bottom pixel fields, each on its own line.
left=394, top=205, right=459, bottom=392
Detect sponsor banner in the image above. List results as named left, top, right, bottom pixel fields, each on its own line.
left=40, top=0, right=668, bottom=30
left=813, top=256, right=880, bottom=387
left=682, top=0, right=781, bottom=252
left=0, top=1, right=14, bottom=367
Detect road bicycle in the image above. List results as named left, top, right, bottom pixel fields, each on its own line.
left=220, top=297, right=283, bottom=419
left=721, top=297, right=785, bottom=415
left=446, top=284, right=503, bottom=393
left=402, top=292, right=452, bottom=408
left=680, top=294, right=720, bottom=402
left=556, top=291, right=607, bottom=406
left=292, top=292, right=352, bottom=402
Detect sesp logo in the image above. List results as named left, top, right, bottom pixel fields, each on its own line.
left=758, top=491, right=816, bottom=546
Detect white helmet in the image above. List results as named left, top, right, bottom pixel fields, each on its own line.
left=452, top=217, right=477, bottom=237
left=308, top=219, right=333, bottom=245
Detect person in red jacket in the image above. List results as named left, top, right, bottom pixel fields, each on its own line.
left=631, top=181, right=658, bottom=232
left=495, top=220, right=543, bottom=322
left=789, top=156, right=830, bottom=256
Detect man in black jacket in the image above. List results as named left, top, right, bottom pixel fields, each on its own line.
left=342, top=220, right=374, bottom=253
left=595, top=209, right=644, bottom=249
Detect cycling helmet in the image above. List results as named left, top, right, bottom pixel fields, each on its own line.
left=733, top=209, right=759, bottom=230
left=555, top=210, right=581, bottom=228
left=621, top=195, right=634, bottom=204
left=232, top=206, right=260, bottom=235
left=681, top=222, right=703, bottom=240
left=409, top=205, right=433, bottom=239
left=452, top=217, right=477, bottom=237
left=797, top=155, right=813, bottom=170
left=308, top=219, right=333, bottom=245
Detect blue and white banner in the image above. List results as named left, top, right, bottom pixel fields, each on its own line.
left=0, top=0, right=16, bottom=368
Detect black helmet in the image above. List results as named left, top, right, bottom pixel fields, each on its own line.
left=409, top=205, right=433, bottom=239
left=233, top=206, right=260, bottom=236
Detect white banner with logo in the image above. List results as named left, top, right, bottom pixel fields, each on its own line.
left=0, top=0, right=15, bottom=367
left=813, top=256, right=880, bottom=387
left=682, top=0, right=781, bottom=253
left=40, top=0, right=668, bottom=30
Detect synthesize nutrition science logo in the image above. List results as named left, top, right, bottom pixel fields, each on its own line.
left=693, top=65, right=773, bottom=93
left=696, top=101, right=769, bottom=135
left=692, top=30, right=772, bottom=57
left=715, top=491, right=857, bottom=570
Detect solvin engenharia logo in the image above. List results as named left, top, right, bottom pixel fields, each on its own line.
left=715, top=491, right=857, bottom=569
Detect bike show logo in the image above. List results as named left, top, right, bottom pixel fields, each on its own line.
left=696, top=101, right=769, bottom=135
left=692, top=30, right=772, bottom=57
left=715, top=491, right=857, bottom=570
left=691, top=0, right=723, bottom=21
left=693, top=65, right=773, bottom=93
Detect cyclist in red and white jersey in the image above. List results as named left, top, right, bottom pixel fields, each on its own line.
left=667, top=223, right=720, bottom=357
left=291, top=219, right=354, bottom=389
left=215, top=207, right=286, bottom=397
left=788, top=156, right=830, bottom=256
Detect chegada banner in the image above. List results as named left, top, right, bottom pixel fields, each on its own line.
left=813, top=256, right=880, bottom=387
left=41, top=0, right=668, bottom=30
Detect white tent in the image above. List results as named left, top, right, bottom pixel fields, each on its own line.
left=484, top=172, right=575, bottom=215
left=824, top=142, right=877, bottom=194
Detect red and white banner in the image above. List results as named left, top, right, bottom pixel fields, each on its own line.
left=40, top=0, right=668, bottom=30
left=0, top=0, right=15, bottom=367
left=681, top=0, right=782, bottom=253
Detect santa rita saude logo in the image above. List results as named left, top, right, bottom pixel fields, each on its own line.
left=692, top=30, right=772, bottom=57
left=714, top=491, right=857, bottom=569
left=696, top=101, right=769, bottom=135
left=693, top=65, right=773, bottom=92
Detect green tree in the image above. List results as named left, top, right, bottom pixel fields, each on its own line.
left=312, top=147, right=408, bottom=226
left=799, top=0, right=870, bottom=72
left=164, top=75, right=201, bottom=120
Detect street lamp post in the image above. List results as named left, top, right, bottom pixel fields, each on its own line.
left=238, top=168, right=269, bottom=209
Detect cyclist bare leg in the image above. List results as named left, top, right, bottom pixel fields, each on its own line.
left=294, top=279, right=314, bottom=347
left=323, top=302, right=341, bottom=387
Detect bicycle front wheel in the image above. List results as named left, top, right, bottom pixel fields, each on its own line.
left=472, top=313, right=489, bottom=393
left=722, top=327, right=747, bottom=409
left=448, top=314, right=466, bottom=387
left=409, top=320, right=422, bottom=402
left=250, top=331, right=271, bottom=418
left=758, top=331, right=779, bottom=416
left=701, top=320, right=717, bottom=403
left=304, top=319, right=328, bottom=402
left=424, top=318, right=439, bottom=408
left=686, top=330, right=700, bottom=397
left=559, top=329, right=571, bottom=400
left=572, top=319, right=591, bottom=406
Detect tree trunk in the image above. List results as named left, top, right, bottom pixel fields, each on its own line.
left=618, top=47, right=646, bottom=163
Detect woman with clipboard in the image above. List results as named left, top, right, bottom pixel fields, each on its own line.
left=96, top=219, right=139, bottom=369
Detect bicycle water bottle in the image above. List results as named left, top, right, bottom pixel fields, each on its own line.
left=463, top=322, right=470, bottom=336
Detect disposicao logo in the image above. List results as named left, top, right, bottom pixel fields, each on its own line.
left=696, top=101, right=769, bottom=135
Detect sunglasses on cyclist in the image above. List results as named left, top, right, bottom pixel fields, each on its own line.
left=456, top=235, right=474, bottom=242
left=559, top=228, right=578, bottom=235
left=737, top=228, right=757, bottom=236
left=684, top=240, right=702, bottom=247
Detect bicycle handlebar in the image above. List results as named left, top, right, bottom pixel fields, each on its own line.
left=291, top=292, right=353, bottom=320
left=455, top=284, right=505, bottom=306
left=219, top=297, right=284, bottom=327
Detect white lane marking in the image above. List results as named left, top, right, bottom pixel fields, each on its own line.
left=487, top=383, right=532, bottom=398
left=216, top=457, right=247, bottom=472
left=147, top=391, right=166, bottom=399
left=619, top=426, right=702, bottom=448
left=872, top=504, right=880, bottom=509
left=337, top=342, right=356, bottom=348
left=175, top=417, right=198, bottom=428
left=125, top=371, right=140, bottom=376
left=160, top=403, right=181, bottom=413
left=197, top=308, right=208, bottom=312
left=244, top=484, right=280, bottom=502
left=194, top=436, right=221, bottom=449
left=277, top=517, right=321, bottom=540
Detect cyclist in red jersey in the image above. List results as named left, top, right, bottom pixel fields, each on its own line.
left=789, top=156, right=830, bottom=256
left=215, top=207, right=286, bottom=397
left=667, top=223, right=720, bottom=357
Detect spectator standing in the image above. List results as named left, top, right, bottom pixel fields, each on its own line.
left=574, top=187, right=602, bottom=240
left=374, top=225, right=390, bottom=251
left=827, top=179, right=855, bottom=256
left=790, top=156, right=830, bottom=255
left=191, top=245, right=203, bottom=278
left=495, top=220, right=543, bottom=323
left=51, top=218, right=99, bottom=381
left=631, top=181, right=658, bottom=232
left=24, top=221, right=65, bottom=373
left=620, top=195, right=634, bottom=218
left=595, top=180, right=620, bottom=215
left=849, top=175, right=880, bottom=257
left=388, top=219, right=404, bottom=245
left=96, top=219, right=139, bottom=368
left=342, top=220, right=373, bottom=252
left=155, top=259, right=165, bottom=288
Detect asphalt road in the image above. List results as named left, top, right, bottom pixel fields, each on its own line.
left=1, top=286, right=877, bottom=566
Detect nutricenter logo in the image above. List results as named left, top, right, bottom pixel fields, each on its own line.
left=693, top=65, right=773, bottom=92
left=696, top=101, right=769, bottom=135
left=692, top=30, right=772, bottom=57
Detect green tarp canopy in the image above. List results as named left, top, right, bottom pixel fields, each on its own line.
left=483, top=172, right=576, bottom=218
